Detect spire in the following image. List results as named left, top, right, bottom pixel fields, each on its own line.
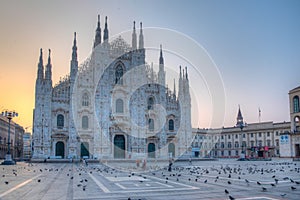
left=45, top=49, right=52, bottom=80
left=103, top=16, right=109, bottom=42
left=132, top=21, right=137, bottom=50
left=185, top=66, right=188, bottom=80
left=173, top=78, right=176, bottom=97
left=139, top=22, right=144, bottom=49
left=72, top=32, right=78, bottom=61
left=93, top=14, right=101, bottom=48
left=159, top=44, right=164, bottom=65
left=179, top=65, right=182, bottom=78
left=158, top=44, right=165, bottom=86
left=236, top=105, right=244, bottom=127
left=37, top=48, right=44, bottom=80
left=178, top=65, right=183, bottom=99
left=70, top=32, right=78, bottom=82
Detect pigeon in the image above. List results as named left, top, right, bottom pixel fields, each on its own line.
left=229, top=195, right=235, bottom=200
left=204, top=179, right=207, bottom=183
left=5, top=181, right=9, bottom=185
left=225, top=189, right=229, bottom=194
left=280, top=193, right=287, bottom=197
left=262, top=187, right=267, bottom=192
left=228, top=181, right=232, bottom=184
left=291, top=186, right=296, bottom=190
left=271, top=183, right=275, bottom=187
left=37, top=179, right=41, bottom=183
left=257, top=181, right=261, bottom=185
left=295, top=181, right=300, bottom=185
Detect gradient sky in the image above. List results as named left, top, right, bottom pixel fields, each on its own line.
left=0, top=0, right=299, bottom=132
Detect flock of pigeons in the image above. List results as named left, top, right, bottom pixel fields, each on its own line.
left=1, top=161, right=300, bottom=200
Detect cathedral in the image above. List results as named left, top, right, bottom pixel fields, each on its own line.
left=32, top=15, right=192, bottom=160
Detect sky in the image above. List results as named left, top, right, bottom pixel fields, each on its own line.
left=0, top=0, right=299, bottom=131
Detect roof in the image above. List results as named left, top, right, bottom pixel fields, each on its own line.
left=289, top=86, right=300, bottom=93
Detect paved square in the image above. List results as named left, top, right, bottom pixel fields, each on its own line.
left=0, top=159, right=300, bottom=200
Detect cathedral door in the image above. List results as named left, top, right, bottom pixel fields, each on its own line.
left=81, top=142, right=89, bottom=158
left=148, top=143, right=156, bottom=158
left=114, top=135, right=125, bottom=158
left=55, top=141, right=65, bottom=158
left=168, top=143, right=175, bottom=158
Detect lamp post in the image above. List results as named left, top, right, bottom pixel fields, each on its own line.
left=1, top=110, right=18, bottom=165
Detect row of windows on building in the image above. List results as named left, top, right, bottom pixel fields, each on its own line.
left=0, top=137, right=13, bottom=145
left=211, top=149, right=280, bottom=157
left=195, top=131, right=284, bottom=141
left=81, top=92, right=157, bottom=113
left=57, top=115, right=88, bottom=130
left=192, top=139, right=280, bottom=149
left=56, top=114, right=175, bottom=131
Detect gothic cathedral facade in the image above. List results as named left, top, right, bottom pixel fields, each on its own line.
left=32, top=16, right=192, bottom=159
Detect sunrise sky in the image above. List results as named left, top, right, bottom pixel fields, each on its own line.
left=0, top=0, right=299, bottom=132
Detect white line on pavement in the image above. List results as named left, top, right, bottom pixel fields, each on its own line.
left=0, top=174, right=41, bottom=198
left=88, top=173, right=110, bottom=193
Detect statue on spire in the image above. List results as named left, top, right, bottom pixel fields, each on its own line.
left=132, top=21, right=137, bottom=50
left=93, top=14, right=101, bottom=48
left=139, top=22, right=144, bottom=49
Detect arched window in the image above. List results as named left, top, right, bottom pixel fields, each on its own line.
left=221, top=142, right=224, bottom=148
left=115, top=64, right=123, bottom=84
left=57, top=114, right=64, bottom=129
left=116, top=99, right=124, bottom=113
left=215, top=143, right=218, bottom=148
left=228, top=142, right=232, bottom=148
left=293, top=96, right=299, bottom=113
left=168, top=119, right=174, bottom=131
left=82, top=92, right=90, bottom=107
left=235, top=142, right=239, bottom=148
left=82, top=116, right=89, bottom=129
left=147, top=97, right=154, bottom=110
left=149, top=118, right=154, bottom=131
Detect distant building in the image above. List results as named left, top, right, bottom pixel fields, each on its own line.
left=191, top=85, right=300, bottom=159
left=191, top=108, right=290, bottom=159
left=14, top=124, right=24, bottom=159
left=23, top=132, right=32, bottom=159
left=281, top=86, right=300, bottom=157
left=0, top=115, right=24, bottom=159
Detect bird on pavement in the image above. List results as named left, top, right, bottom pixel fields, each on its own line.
left=262, top=187, right=267, bottom=192
left=291, top=186, right=296, bottom=190
left=257, top=181, right=261, bottom=185
left=229, top=195, right=235, bottom=200
left=280, top=193, right=287, bottom=198
left=225, top=189, right=229, bottom=194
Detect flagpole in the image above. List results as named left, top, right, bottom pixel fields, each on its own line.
left=258, top=107, right=261, bottom=123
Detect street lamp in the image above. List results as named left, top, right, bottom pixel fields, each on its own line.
left=1, top=110, right=18, bottom=165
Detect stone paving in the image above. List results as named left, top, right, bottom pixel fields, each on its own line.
left=0, top=159, right=300, bottom=200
